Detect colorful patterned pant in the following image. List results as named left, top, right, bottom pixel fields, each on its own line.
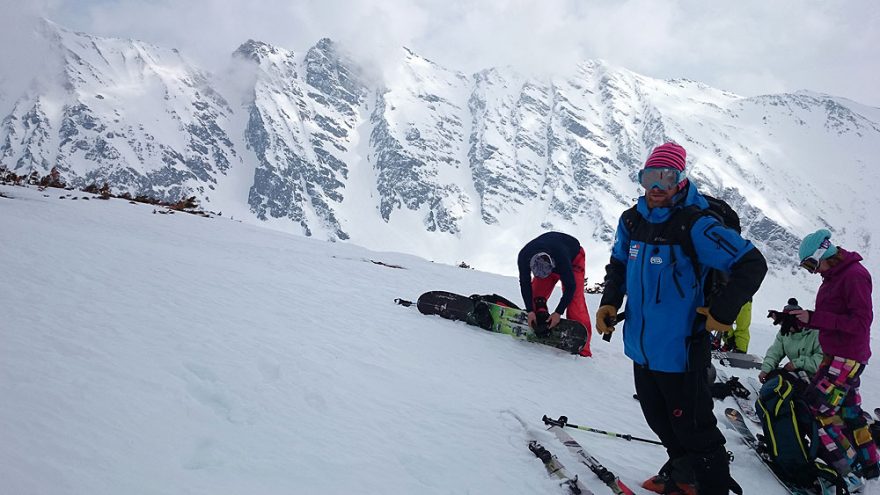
left=809, top=355, right=879, bottom=475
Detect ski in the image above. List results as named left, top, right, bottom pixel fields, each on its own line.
left=546, top=425, right=635, bottom=495
left=713, top=350, right=763, bottom=370
left=529, top=440, right=594, bottom=495
left=716, top=369, right=760, bottom=424
left=724, top=408, right=833, bottom=495
left=747, top=376, right=763, bottom=398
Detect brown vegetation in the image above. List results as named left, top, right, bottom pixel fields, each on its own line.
left=0, top=164, right=213, bottom=217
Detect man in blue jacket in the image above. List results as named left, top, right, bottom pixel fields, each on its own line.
left=596, top=143, right=766, bottom=495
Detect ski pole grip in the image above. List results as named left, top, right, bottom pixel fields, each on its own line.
left=601, top=312, right=626, bottom=342
left=541, top=415, right=568, bottom=427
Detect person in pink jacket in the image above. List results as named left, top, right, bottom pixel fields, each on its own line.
left=791, top=229, right=878, bottom=482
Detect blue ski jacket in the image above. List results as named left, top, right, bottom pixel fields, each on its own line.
left=601, top=183, right=767, bottom=372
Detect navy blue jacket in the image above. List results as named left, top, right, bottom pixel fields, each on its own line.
left=518, top=232, right=581, bottom=313
left=601, top=184, right=767, bottom=372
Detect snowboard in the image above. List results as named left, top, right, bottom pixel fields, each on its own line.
left=415, top=290, right=475, bottom=321
left=415, top=291, right=588, bottom=354
left=713, top=350, right=763, bottom=370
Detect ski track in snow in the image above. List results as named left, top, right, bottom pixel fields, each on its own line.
left=1, top=184, right=878, bottom=495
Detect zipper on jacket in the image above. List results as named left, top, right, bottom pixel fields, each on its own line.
left=669, top=246, right=685, bottom=298
left=639, top=244, right=649, bottom=369
left=654, top=247, right=662, bottom=304
left=710, top=231, right=738, bottom=256
left=671, top=269, right=685, bottom=298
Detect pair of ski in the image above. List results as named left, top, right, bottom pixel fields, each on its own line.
left=718, top=372, right=832, bottom=494
left=529, top=416, right=634, bottom=495
left=723, top=407, right=846, bottom=495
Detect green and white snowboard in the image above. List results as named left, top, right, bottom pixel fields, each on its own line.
left=487, top=303, right=587, bottom=354
left=412, top=291, right=588, bottom=354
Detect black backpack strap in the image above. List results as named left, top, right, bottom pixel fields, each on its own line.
left=620, top=206, right=641, bottom=235
left=667, top=205, right=715, bottom=268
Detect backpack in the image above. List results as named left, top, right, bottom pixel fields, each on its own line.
left=693, top=196, right=740, bottom=301
left=756, top=371, right=845, bottom=492
left=702, top=195, right=741, bottom=234
left=621, top=194, right=741, bottom=305
left=467, top=294, right=520, bottom=330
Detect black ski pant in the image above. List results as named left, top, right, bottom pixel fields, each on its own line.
left=634, top=363, right=729, bottom=489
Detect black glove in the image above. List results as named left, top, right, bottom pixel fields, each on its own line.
left=711, top=376, right=750, bottom=400
left=779, top=313, right=799, bottom=335
left=767, top=310, right=784, bottom=325
left=727, top=377, right=751, bottom=399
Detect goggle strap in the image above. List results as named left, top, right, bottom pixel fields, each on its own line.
left=800, top=236, right=831, bottom=273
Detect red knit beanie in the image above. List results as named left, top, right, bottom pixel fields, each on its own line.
left=645, top=142, right=687, bottom=171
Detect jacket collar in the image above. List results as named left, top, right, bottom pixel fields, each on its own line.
left=821, top=249, right=863, bottom=279
left=636, top=181, right=710, bottom=223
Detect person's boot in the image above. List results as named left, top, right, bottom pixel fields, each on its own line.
left=641, top=457, right=697, bottom=495
left=693, top=448, right=742, bottom=495
left=641, top=474, right=696, bottom=495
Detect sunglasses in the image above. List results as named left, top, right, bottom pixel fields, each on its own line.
left=638, top=167, right=685, bottom=191
left=800, top=237, right=831, bottom=273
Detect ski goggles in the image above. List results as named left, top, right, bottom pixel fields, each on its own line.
left=799, top=236, right=831, bottom=273
left=638, top=167, right=685, bottom=191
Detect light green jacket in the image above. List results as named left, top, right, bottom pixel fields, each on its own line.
left=760, top=328, right=823, bottom=375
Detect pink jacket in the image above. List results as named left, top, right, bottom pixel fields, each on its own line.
left=810, top=249, right=873, bottom=363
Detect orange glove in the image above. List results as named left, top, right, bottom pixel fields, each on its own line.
left=696, top=307, right=732, bottom=333
left=596, top=305, right=618, bottom=334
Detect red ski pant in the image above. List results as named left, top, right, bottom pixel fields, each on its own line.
left=530, top=247, right=592, bottom=356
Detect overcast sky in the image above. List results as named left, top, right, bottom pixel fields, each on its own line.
left=4, top=0, right=879, bottom=106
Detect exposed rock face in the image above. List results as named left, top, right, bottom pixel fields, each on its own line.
left=3, top=21, right=879, bottom=281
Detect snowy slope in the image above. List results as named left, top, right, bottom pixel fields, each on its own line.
left=1, top=183, right=878, bottom=494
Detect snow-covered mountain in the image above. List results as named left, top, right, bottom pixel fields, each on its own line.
left=3, top=20, right=880, bottom=289
left=1, top=20, right=239, bottom=204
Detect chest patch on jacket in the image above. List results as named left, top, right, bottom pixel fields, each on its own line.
left=629, top=243, right=640, bottom=260
left=650, top=256, right=663, bottom=265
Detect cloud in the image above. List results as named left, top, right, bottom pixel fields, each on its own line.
left=0, top=0, right=63, bottom=110
left=20, top=0, right=880, bottom=106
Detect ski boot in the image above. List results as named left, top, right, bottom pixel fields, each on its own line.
left=641, top=457, right=697, bottom=495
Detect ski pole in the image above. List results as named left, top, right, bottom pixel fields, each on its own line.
left=542, top=415, right=663, bottom=446
left=601, top=312, right=626, bottom=342
left=395, top=298, right=414, bottom=307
